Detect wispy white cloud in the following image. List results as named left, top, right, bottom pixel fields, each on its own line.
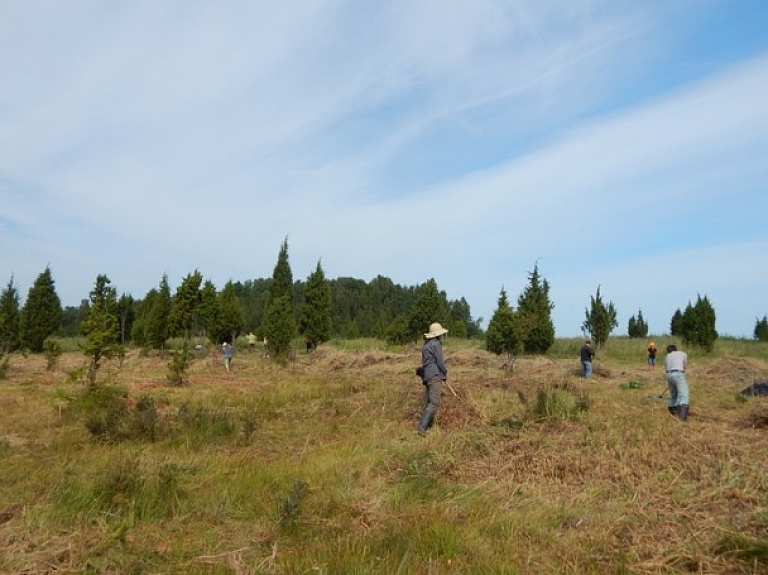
left=1, top=1, right=766, bottom=337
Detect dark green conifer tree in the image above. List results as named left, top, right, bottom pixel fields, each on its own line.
left=407, top=278, right=449, bottom=342
left=754, top=315, right=768, bottom=342
left=219, top=280, right=245, bottom=345
left=19, top=266, right=62, bottom=352
left=0, top=276, right=21, bottom=353
left=680, top=294, right=718, bottom=352
left=117, top=294, right=134, bottom=344
left=198, top=280, right=222, bottom=342
left=165, top=271, right=203, bottom=385
left=169, top=271, right=203, bottom=340
left=581, top=285, right=618, bottom=348
left=263, top=238, right=297, bottom=358
left=146, top=275, right=173, bottom=351
left=517, top=264, right=555, bottom=353
left=385, top=314, right=410, bottom=345
left=485, top=288, right=523, bottom=371
left=670, top=309, right=684, bottom=336
left=627, top=309, right=649, bottom=338
left=300, top=260, right=332, bottom=346
left=81, top=274, right=124, bottom=388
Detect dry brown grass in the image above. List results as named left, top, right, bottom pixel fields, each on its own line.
left=1, top=344, right=768, bottom=573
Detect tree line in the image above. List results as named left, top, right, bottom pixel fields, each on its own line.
left=0, top=239, right=482, bottom=357
left=2, top=240, right=765, bottom=361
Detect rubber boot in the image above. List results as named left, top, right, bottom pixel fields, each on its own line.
left=667, top=406, right=678, bottom=417
left=678, top=405, right=689, bottom=422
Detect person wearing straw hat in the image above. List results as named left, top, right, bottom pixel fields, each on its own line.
left=417, top=322, right=449, bottom=436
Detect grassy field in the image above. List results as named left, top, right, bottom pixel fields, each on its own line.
left=1, top=338, right=768, bottom=574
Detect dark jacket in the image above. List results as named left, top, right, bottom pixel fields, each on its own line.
left=580, top=344, right=594, bottom=363
left=421, top=337, right=447, bottom=383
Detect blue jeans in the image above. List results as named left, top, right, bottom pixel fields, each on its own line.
left=667, top=371, right=689, bottom=407
left=582, top=361, right=592, bottom=378
left=418, top=378, right=443, bottom=433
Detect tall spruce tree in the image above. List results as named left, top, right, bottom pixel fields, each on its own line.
left=517, top=263, right=555, bottom=353
left=169, top=271, right=203, bottom=339
left=165, top=271, right=203, bottom=385
left=0, top=276, right=21, bottom=353
left=627, top=309, right=649, bottom=338
left=81, top=274, right=124, bottom=388
left=582, top=285, right=618, bottom=348
left=198, top=280, right=222, bottom=342
left=754, top=315, right=768, bottom=342
left=146, top=275, right=173, bottom=350
left=447, top=298, right=470, bottom=339
left=263, top=238, right=297, bottom=358
left=19, top=266, right=62, bottom=352
left=670, top=309, right=684, bottom=336
left=300, top=260, right=332, bottom=346
left=117, top=294, right=134, bottom=344
left=130, top=291, right=153, bottom=347
left=219, top=280, right=245, bottom=345
left=407, top=279, right=449, bottom=342
left=485, top=288, right=523, bottom=371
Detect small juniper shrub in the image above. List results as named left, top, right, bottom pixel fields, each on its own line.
left=66, top=365, right=87, bottom=384
left=80, top=384, right=131, bottom=443
left=131, top=395, right=161, bottom=441
left=77, top=383, right=164, bottom=443
left=44, top=339, right=63, bottom=371
left=166, top=342, right=191, bottom=387
left=279, top=477, right=309, bottom=531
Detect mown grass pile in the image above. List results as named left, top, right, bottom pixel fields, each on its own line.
left=1, top=338, right=767, bottom=574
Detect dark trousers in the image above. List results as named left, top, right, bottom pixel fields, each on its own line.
left=418, top=377, right=443, bottom=433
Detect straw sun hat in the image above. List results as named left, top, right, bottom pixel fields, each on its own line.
left=424, top=322, right=448, bottom=339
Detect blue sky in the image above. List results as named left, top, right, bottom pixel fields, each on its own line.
left=2, top=1, right=767, bottom=338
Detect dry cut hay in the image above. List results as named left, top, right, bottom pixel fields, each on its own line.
left=311, top=347, right=412, bottom=372
left=740, top=400, right=768, bottom=429
left=700, top=356, right=768, bottom=383
left=405, top=380, right=482, bottom=431
left=444, top=348, right=496, bottom=368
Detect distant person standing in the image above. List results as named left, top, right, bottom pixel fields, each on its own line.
left=665, top=344, right=689, bottom=421
left=580, top=340, right=595, bottom=378
left=262, top=336, right=269, bottom=359
left=417, top=323, right=449, bottom=436
left=647, top=341, right=658, bottom=369
left=222, top=342, right=234, bottom=372
left=247, top=332, right=257, bottom=353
